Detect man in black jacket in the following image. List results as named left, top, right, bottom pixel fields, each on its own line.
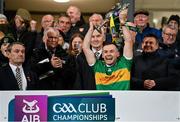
left=131, top=34, right=179, bottom=90
left=159, top=24, right=180, bottom=69
left=31, top=27, right=75, bottom=90
left=11, top=8, right=36, bottom=69
left=66, top=6, right=89, bottom=39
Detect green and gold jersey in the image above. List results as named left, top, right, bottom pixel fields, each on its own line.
left=93, top=56, right=132, bottom=90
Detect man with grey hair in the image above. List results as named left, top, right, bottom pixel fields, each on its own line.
left=31, top=27, right=75, bottom=90
left=41, top=14, right=54, bottom=30
left=161, top=24, right=178, bottom=45
left=74, top=20, right=105, bottom=90
left=0, top=14, right=8, bottom=24
left=159, top=24, right=180, bottom=72
left=89, top=13, right=104, bottom=26
left=0, top=14, right=14, bottom=39
left=35, top=14, right=55, bottom=48
left=66, top=6, right=89, bottom=38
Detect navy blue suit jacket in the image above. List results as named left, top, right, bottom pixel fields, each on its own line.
left=0, top=64, right=38, bottom=90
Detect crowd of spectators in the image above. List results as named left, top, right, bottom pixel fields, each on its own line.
left=0, top=6, right=180, bottom=90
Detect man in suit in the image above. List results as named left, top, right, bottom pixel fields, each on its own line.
left=0, top=42, right=37, bottom=90
left=74, top=21, right=105, bottom=90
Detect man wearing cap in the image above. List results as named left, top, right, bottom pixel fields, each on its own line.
left=11, top=8, right=36, bottom=69
left=133, top=9, right=162, bottom=56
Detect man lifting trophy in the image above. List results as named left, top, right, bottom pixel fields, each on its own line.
left=94, top=2, right=138, bottom=51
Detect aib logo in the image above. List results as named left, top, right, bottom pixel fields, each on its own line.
left=15, top=95, right=47, bottom=122
left=22, top=99, right=40, bottom=114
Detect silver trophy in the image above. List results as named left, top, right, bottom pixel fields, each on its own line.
left=94, top=2, right=130, bottom=34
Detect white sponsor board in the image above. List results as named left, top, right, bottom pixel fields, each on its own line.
left=0, top=91, right=180, bottom=122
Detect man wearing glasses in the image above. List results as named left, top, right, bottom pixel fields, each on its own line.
left=159, top=24, right=180, bottom=73
left=31, top=27, right=75, bottom=90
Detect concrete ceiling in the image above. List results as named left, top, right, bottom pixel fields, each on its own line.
left=5, top=0, right=119, bottom=13
left=5, top=0, right=180, bottom=13
left=135, top=0, right=180, bottom=11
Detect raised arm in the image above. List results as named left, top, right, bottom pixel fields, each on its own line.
left=119, top=8, right=136, bottom=59
left=82, top=22, right=96, bottom=65
left=122, top=24, right=136, bottom=59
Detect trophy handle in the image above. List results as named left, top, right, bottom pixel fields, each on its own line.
left=94, top=19, right=109, bottom=34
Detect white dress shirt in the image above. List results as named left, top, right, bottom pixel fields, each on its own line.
left=9, top=63, right=27, bottom=90
left=92, top=47, right=102, bottom=59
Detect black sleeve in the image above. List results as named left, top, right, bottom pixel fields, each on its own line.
left=30, top=49, right=53, bottom=76
left=154, top=61, right=180, bottom=90
left=73, top=54, right=83, bottom=89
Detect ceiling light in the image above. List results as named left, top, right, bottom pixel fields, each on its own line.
left=54, top=0, right=70, bottom=3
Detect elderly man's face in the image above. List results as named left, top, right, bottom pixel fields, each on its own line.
left=41, top=15, right=54, bottom=29
left=89, top=14, right=103, bottom=26
left=66, top=6, right=80, bottom=24
left=46, top=32, right=59, bottom=50
left=134, top=14, right=149, bottom=28
left=162, top=27, right=177, bottom=45
left=142, top=37, right=159, bottom=53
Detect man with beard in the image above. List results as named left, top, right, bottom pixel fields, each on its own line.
left=83, top=21, right=136, bottom=90
left=131, top=34, right=179, bottom=90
